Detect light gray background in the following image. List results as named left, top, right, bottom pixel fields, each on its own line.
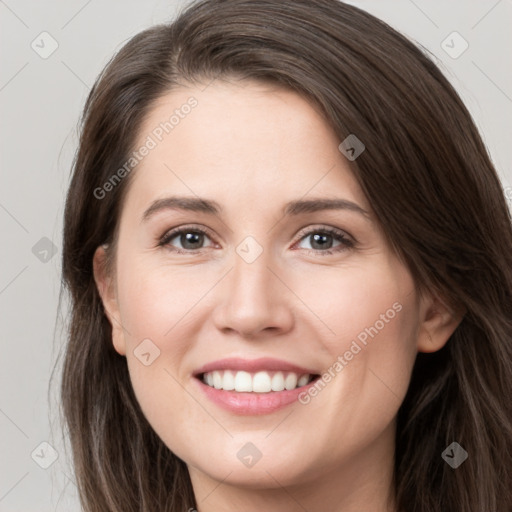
left=1, top=1, right=511, bottom=510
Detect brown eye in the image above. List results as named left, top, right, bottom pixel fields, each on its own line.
left=295, top=227, right=354, bottom=255
left=159, top=226, right=214, bottom=253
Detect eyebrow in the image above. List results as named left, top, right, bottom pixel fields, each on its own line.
left=141, top=195, right=370, bottom=223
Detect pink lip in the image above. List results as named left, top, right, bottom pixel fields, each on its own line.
left=193, top=357, right=317, bottom=376
left=193, top=376, right=320, bottom=415
left=192, top=357, right=320, bottom=415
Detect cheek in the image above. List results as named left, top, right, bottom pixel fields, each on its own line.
left=116, top=264, right=204, bottom=464
left=299, top=261, right=419, bottom=454
left=113, top=259, right=197, bottom=405
left=116, top=259, right=209, bottom=345
left=329, top=260, right=419, bottom=387
left=296, top=259, right=418, bottom=360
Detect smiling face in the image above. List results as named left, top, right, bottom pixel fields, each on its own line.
left=93, top=79, right=459, bottom=506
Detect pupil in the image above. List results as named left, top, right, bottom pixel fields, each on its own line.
left=311, top=233, right=332, bottom=250
left=182, top=232, right=203, bottom=249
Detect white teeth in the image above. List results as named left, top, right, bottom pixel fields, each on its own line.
left=297, top=374, right=309, bottom=387
left=234, top=371, right=252, bottom=392
left=213, top=370, right=222, bottom=389
left=271, top=371, right=285, bottom=391
left=284, top=373, right=298, bottom=390
left=222, top=370, right=235, bottom=390
left=202, top=370, right=313, bottom=392
left=252, top=371, right=272, bottom=393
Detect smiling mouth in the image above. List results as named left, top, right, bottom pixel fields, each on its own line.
left=197, top=370, right=320, bottom=393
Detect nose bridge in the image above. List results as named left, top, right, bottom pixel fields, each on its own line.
left=230, top=235, right=275, bottom=305
left=212, top=234, right=292, bottom=336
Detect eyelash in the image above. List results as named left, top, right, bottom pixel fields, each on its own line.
left=158, top=224, right=355, bottom=256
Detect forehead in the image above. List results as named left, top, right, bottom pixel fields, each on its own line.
left=124, top=80, right=370, bottom=218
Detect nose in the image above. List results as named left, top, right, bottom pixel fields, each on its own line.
left=212, top=244, right=294, bottom=339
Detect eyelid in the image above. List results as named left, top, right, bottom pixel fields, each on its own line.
left=293, top=224, right=354, bottom=244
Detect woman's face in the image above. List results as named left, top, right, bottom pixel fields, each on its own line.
left=94, top=79, right=453, bottom=498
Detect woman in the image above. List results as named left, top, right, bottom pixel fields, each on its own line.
left=60, top=0, right=512, bottom=510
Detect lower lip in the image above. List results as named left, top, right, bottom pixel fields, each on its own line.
left=194, top=376, right=319, bottom=415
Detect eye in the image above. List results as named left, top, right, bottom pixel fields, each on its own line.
left=158, top=225, right=215, bottom=253
left=158, top=224, right=354, bottom=255
left=294, top=226, right=354, bottom=255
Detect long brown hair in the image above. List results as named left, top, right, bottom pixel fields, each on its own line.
left=59, top=0, right=512, bottom=510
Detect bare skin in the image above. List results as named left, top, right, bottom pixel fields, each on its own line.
left=93, top=79, right=461, bottom=512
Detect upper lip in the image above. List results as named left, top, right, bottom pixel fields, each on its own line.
left=193, top=357, right=319, bottom=376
